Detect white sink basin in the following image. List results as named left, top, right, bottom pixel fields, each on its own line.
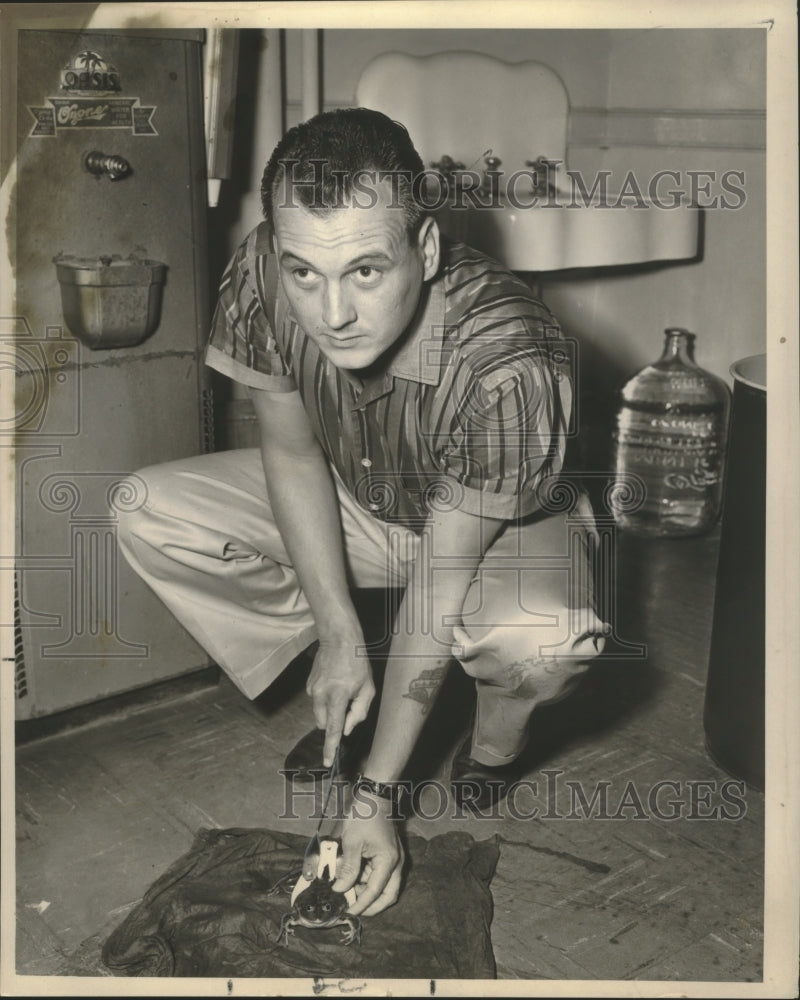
left=355, top=51, right=701, bottom=273
left=444, top=193, right=700, bottom=272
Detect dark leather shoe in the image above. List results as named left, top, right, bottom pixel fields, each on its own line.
left=283, top=727, right=366, bottom=783
left=450, top=733, right=522, bottom=813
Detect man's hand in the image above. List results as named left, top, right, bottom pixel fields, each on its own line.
left=306, top=640, right=375, bottom=766
left=333, top=799, right=404, bottom=917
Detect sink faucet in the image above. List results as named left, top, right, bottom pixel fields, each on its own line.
left=431, top=155, right=465, bottom=183
left=480, top=155, right=503, bottom=203
left=525, top=157, right=559, bottom=197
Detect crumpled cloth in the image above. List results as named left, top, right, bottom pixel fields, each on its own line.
left=101, top=827, right=499, bottom=979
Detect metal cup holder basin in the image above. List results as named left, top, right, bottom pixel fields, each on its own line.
left=54, top=254, right=167, bottom=350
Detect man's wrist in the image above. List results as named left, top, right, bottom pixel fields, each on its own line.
left=352, top=774, right=409, bottom=812
left=315, top=612, right=363, bottom=647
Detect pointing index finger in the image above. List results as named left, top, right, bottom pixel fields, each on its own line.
left=323, top=696, right=347, bottom=767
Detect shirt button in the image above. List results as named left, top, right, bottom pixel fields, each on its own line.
left=361, top=458, right=372, bottom=468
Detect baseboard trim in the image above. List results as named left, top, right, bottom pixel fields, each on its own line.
left=15, top=665, right=221, bottom=746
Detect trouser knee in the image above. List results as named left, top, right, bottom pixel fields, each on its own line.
left=463, top=619, right=606, bottom=763
left=112, top=465, right=171, bottom=557
left=455, top=611, right=607, bottom=702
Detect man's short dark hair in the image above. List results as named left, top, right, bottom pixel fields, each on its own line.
left=261, top=108, right=429, bottom=239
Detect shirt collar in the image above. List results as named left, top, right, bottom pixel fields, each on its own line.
left=347, top=276, right=446, bottom=409
left=385, top=273, right=447, bottom=386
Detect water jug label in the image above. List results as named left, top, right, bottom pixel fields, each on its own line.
left=669, top=376, right=706, bottom=393
left=664, top=460, right=721, bottom=491
left=648, top=415, right=715, bottom=435
left=616, top=407, right=723, bottom=483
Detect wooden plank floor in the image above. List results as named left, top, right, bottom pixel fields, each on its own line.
left=14, top=527, right=765, bottom=983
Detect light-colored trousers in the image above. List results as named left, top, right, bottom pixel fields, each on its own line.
left=116, top=449, right=609, bottom=765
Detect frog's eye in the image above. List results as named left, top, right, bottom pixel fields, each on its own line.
left=322, top=902, right=332, bottom=912
left=303, top=903, right=315, bottom=913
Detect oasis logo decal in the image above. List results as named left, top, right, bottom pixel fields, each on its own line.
left=28, top=51, right=157, bottom=137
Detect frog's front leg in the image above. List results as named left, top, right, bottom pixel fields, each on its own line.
left=267, top=867, right=302, bottom=897
left=276, top=912, right=298, bottom=946
left=340, top=914, right=362, bottom=946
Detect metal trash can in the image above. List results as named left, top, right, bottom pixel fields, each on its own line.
left=703, top=354, right=766, bottom=790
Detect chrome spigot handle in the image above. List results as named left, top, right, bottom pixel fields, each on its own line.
left=525, top=157, right=558, bottom=195
left=481, top=155, right=503, bottom=201
left=84, top=151, right=132, bottom=181
left=431, top=155, right=466, bottom=174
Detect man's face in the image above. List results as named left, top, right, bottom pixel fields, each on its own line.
left=272, top=180, right=439, bottom=371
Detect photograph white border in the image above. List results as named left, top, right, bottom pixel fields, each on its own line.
left=1, top=2, right=797, bottom=997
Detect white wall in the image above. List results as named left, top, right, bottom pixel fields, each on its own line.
left=605, top=30, right=766, bottom=111
left=285, top=29, right=613, bottom=116
left=555, top=29, right=766, bottom=393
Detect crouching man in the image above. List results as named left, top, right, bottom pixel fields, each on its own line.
left=117, top=108, right=608, bottom=918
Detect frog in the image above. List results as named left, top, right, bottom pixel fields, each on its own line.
left=276, top=861, right=362, bottom=946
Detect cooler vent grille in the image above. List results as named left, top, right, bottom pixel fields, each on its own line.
left=14, top=571, right=28, bottom=700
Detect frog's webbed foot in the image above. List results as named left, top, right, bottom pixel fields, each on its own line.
left=276, top=913, right=297, bottom=945
left=341, top=915, right=362, bottom=946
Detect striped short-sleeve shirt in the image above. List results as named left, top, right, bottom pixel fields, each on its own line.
left=206, top=223, right=574, bottom=530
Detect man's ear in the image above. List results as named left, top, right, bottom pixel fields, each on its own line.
left=417, top=216, right=441, bottom=281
